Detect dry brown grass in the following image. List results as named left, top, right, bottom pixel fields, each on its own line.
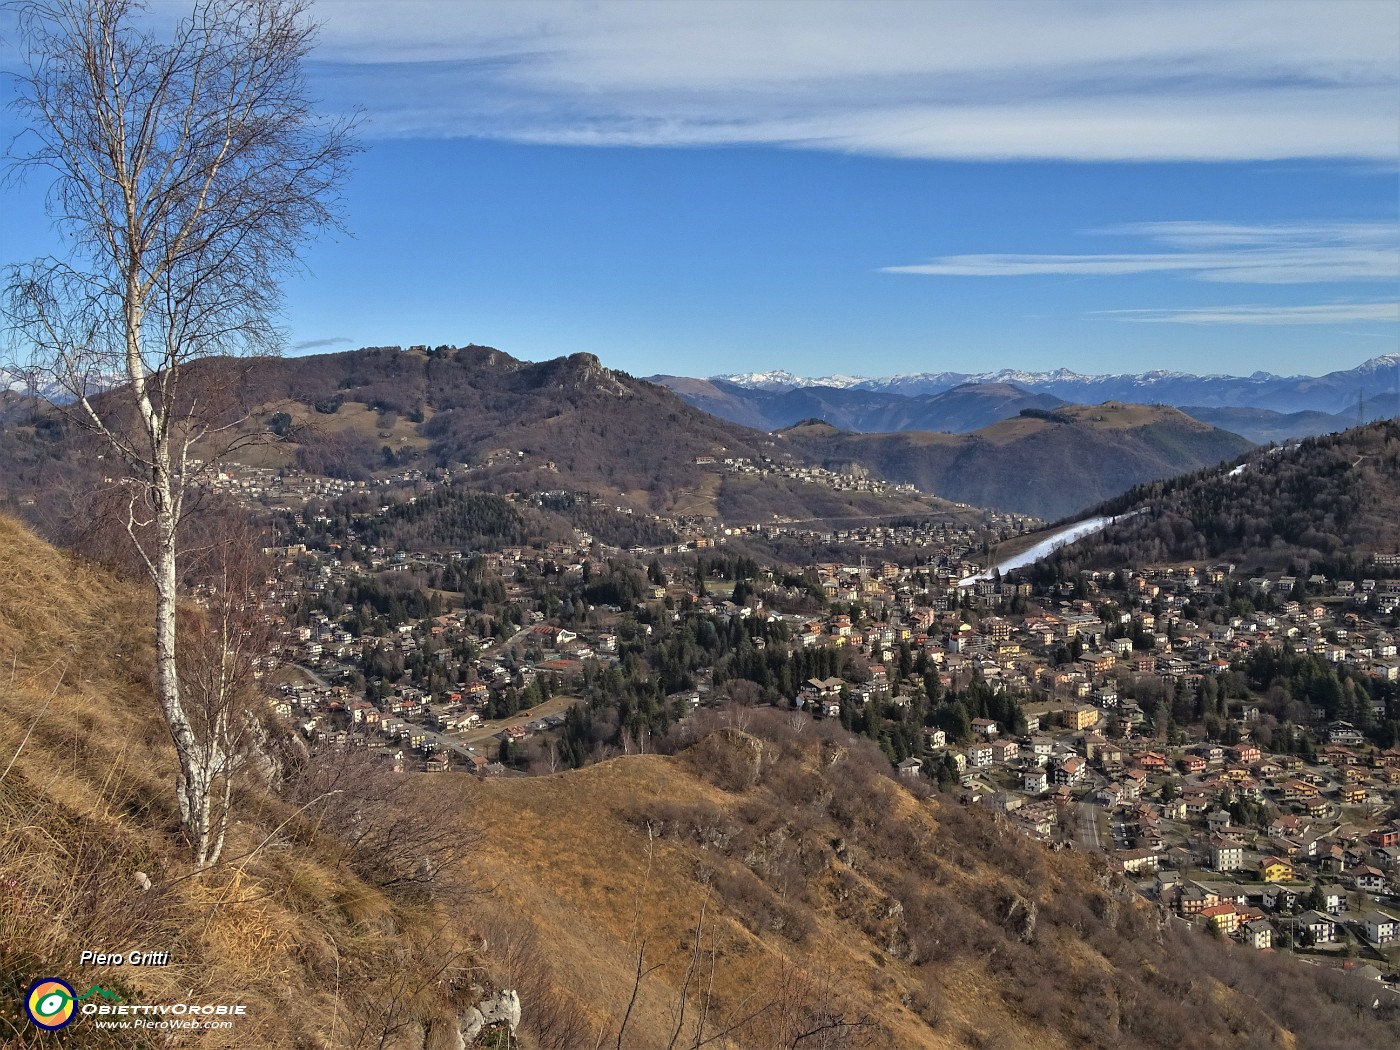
left=0, top=517, right=485, bottom=1049
left=462, top=753, right=973, bottom=1049
left=455, top=708, right=1371, bottom=1050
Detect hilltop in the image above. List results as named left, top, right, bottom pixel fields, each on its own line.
left=1031, top=419, right=1400, bottom=578
left=777, top=403, right=1254, bottom=519
left=0, top=345, right=975, bottom=535
left=648, top=376, right=1067, bottom=434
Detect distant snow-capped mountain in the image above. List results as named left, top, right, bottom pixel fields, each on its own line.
left=715, top=365, right=1295, bottom=393
left=711, top=354, right=1400, bottom=415
left=716, top=370, right=868, bottom=391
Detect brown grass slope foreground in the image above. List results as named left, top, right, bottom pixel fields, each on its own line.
left=0, top=516, right=516, bottom=1049
left=779, top=403, right=1254, bottom=520
left=463, top=709, right=1399, bottom=1050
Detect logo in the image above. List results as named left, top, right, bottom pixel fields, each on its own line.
left=25, top=978, right=76, bottom=1030
left=78, top=985, right=123, bottom=1003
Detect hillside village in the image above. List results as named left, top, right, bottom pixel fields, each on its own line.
left=224, top=452, right=1400, bottom=983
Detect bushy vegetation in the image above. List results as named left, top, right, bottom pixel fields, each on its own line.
left=613, top=711, right=1400, bottom=1050
left=1018, top=406, right=1076, bottom=424
left=0, top=518, right=497, bottom=1049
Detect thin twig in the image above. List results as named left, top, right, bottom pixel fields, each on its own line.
left=0, top=667, right=66, bottom=786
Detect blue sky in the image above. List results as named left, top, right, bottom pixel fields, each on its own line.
left=3, top=0, right=1398, bottom=379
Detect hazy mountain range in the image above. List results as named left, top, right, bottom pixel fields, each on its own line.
left=696, top=354, right=1400, bottom=413
left=650, top=354, right=1400, bottom=442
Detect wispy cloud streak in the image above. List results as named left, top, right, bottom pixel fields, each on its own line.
left=297, top=1, right=1400, bottom=162
left=881, top=222, right=1400, bottom=284
left=1098, top=303, right=1400, bottom=325
left=291, top=337, right=355, bottom=353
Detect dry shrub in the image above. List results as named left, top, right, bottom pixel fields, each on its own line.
left=282, top=747, right=482, bottom=899
left=706, top=862, right=812, bottom=944
left=472, top=910, right=591, bottom=1050
left=681, top=725, right=773, bottom=792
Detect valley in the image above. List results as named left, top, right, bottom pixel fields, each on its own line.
left=5, top=345, right=1400, bottom=1050
left=3, top=2, right=1397, bottom=1047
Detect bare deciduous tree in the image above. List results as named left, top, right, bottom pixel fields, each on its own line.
left=3, top=0, right=356, bottom=865
left=176, top=511, right=275, bottom=866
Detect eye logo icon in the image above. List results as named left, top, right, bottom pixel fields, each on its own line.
left=25, top=978, right=77, bottom=1030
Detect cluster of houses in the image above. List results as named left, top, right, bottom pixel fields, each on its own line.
left=241, top=455, right=1400, bottom=981
left=269, top=606, right=616, bottom=774
left=201, top=459, right=440, bottom=510
left=694, top=453, right=919, bottom=496
left=930, top=699, right=1400, bottom=970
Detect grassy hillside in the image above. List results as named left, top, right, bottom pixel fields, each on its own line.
left=463, top=710, right=1399, bottom=1050
left=0, top=517, right=498, bottom=1049
left=1, top=517, right=1397, bottom=1048
left=779, top=403, right=1254, bottom=519
left=0, top=346, right=982, bottom=533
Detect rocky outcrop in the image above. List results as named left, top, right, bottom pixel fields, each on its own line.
left=459, top=989, right=520, bottom=1047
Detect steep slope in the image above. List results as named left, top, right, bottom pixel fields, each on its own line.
left=0, top=517, right=497, bottom=1050
left=1033, top=418, right=1400, bottom=576
left=3, top=522, right=1397, bottom=1050
left=0, top=389, right=40, bottom=428
left=463, top=711, right=1400, bottom=1050
left=779, top=404, right=1254, bottom=519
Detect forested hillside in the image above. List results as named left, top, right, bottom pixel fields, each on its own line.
left=779, top=404, right=1253, bottom=519
left=1040, top=420, right=1400, bottom=577
left=0, top=345, right=972, bottom=532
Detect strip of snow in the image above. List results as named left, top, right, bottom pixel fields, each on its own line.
left=959, top=511, right=1143, bottom=585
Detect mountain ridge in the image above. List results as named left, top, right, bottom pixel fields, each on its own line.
left=778, top=402, right=1255, bottom=519
left=699, top=353, right=1400, bottom=416
left=1032, top=418, right=1400, bottom=576
left=648, top=375, right=1069, bottom=434
left=0, top=344, right=978, bottom=537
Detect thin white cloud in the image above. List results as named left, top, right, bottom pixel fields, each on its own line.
left=297, top=0, right=1400, bottom=162
left=881, top=222, right=1400, bottom=284
left=1100, top=222, right=1400, bottom=248
left=291, top=336, right=355, bottom=352
left=1099, top=303, right=1400, bottom=325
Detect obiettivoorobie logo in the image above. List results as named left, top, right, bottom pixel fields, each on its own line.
left=25, top=978, right=77, bottom=1030
left=23, top=979, right=123, bottom=1030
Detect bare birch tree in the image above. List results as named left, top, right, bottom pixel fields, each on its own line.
left=3, top=0, right=356, bottom=865
left=176, top=511, right=275, bottom=867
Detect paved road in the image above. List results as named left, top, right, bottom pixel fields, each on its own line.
left=455, top=692, right=582, bottom=748
left=1077, top=802, right=1105, bottom=852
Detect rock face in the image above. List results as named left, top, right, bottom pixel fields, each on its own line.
left=459, top=989, right=520, bottom=1045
